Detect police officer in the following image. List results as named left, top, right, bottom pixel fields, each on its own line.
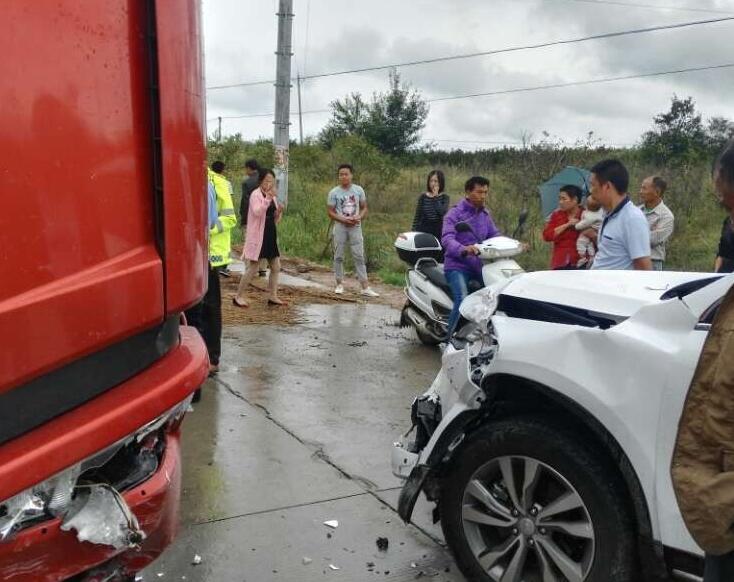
left=188, top=161, right=236, bottom=391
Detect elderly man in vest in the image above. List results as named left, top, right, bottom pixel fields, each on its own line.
left=672, top=139, right=734, bottom=581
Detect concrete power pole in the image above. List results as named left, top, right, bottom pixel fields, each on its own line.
left=273, top=0, right=294, bottom=206
left=297, top=75, right=304, bottom=146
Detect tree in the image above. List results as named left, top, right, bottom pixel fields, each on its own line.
left=640, top=96, right=708, bottom=165
left=319, top=71, right=428, bottom=156
left=707, top=116, right=734, bottom=152
left=318, top=93, right=368, bottom=149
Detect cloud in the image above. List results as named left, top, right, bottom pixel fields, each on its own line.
left=202, top=0, right=734, bottom=147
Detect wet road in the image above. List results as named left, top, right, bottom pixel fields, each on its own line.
left=146, top=304, right=467, bottom=581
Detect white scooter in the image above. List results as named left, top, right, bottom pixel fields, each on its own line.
left=394, top=213, right=527, bottom=345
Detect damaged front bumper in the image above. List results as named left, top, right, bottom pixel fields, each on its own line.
left=0, top=428, right=184, bottom=581
left=391, top=325, right=498, bottom=524
left=0, top=326, right=208, bottom=582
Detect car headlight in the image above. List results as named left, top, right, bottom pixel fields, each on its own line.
left=460, top=281, right=508, bottom=327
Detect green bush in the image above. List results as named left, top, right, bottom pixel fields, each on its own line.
left=210, top=136, right=725, bottom=285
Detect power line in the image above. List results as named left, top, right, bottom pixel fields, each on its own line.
left=207, top=108, right=329, bottom=121
left=545, top=0, right=734, bottom=15
left=427, top=62, right=734, bottom=103
left=206, top=16, right=734, bottom=90
left=209, top=61, right=734, bottom=122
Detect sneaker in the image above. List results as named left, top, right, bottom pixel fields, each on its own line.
left=334, top=284, right=344, bottom=295
left=361, top=287, right=380, bottom=298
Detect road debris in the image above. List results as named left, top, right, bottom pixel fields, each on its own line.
left=191, top=555, right=202, bottom=566
left=302, top=557, right=313, bottom=565
left=328, top=564, right=340, bottom=571
left=323, top=519, right=339, bottom=529
left=376, top=536, right=389, bottom=551
left=347, top=340, right=368, bottom=347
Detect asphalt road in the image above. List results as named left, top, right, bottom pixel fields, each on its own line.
left=145, top=303, right=467, bottom=581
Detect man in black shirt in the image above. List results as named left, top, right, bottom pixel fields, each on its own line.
left=239, top=158, right=259, bottom=227
left=715, top=216, right=734, bottom=273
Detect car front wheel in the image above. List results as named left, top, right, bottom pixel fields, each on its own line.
left=439, top=417, right=636, bottom=582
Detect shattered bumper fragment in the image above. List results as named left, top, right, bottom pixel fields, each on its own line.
left=61, top=484, right=145, bottom=550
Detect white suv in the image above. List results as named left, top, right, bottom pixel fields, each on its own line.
left=392, top=269, right=732, bottom=582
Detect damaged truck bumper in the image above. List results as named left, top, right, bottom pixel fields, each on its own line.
left=0, top=431, right=183, bottom=581
left=0, top=326, right=208, bottom=581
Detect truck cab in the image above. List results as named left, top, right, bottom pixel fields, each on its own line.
left=0, top=1, right=209, bottom=579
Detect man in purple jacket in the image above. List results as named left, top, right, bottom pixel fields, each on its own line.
left=442, top=176, right=500, bottom=336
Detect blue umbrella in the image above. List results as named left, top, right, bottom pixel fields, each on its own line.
left=538, top=166, right=591, bottom=218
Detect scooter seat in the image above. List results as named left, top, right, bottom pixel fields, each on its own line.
left=417, top=262, right=451, bottom=294
left=416, top=261, right=483, bottom=296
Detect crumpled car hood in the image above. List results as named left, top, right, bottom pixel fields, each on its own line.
left=500, top=270, right=719, bottom=319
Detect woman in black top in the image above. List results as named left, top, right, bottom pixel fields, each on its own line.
left=412, top=170, right=449, bottom=240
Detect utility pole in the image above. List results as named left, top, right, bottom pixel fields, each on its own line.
left=297, top=75, right=304, bottom=146
left=273, top=0, right=294, bottom=206
left=217, top=116, right=222, bottom=142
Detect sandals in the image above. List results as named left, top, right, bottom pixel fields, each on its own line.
left=232, top=297, right=249, bottom=308
left=267, top=298, right=288, bottom=307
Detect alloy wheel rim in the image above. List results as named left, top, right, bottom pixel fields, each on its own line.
left=461, top=455, right=595, bottom=582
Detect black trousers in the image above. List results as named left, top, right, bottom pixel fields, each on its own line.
left=705, top=552, right=734, bottom=581
left=185, top=264, right=222, bottom=366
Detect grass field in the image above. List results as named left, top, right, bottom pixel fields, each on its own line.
left=215, top=138, right=724, bottom=286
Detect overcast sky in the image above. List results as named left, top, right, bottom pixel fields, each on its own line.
left=202, top=0, right=734, bottom=149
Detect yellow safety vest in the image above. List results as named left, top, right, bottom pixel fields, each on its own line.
left=208, top=168, right=237, bottom=267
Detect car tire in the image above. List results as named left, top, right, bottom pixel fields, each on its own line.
left=439, top=417, right=636, bottom=582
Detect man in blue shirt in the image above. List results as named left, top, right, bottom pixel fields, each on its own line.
left=588, top=159, right=652, bottom=271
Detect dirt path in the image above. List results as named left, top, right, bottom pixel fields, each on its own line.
left=220, top=255, right=405, bottom=327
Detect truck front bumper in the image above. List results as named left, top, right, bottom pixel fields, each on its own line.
left=0, top=431, right=183, bottom=581
left=0, top=326, right=208, bottom=581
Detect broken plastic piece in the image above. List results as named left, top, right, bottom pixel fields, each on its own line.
left=376, top=536, right=389, bottom=551
left=0, top=491, right=45, bottom=540
left=192, top=554, right=202, bottom=565
left=302, top=557, right=313, bottom=565
left=60, top=484, right=145, bottom=550
left=329, top=564, right=340, bottom=571
left=323, top=519, right=339, bottom=529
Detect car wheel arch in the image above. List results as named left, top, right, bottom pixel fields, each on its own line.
left=431, top=373, right=669, bottom=580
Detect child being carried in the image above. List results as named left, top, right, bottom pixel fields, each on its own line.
left=575, top=193, right=603, bottom=268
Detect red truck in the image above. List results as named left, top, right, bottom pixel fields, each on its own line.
left=0, top=1, right=209, bottom=580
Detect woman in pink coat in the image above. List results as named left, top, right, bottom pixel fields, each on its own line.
left=233, top=168, right=286, bottom=307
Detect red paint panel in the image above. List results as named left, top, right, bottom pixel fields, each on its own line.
left=0, top=1, right=164, bottom=391
left=155, top=0, right=208, bottom=313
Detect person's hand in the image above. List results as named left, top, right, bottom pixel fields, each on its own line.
left=582, top=228, right=598, bottom=242
left=568, top=218, right=579, bottom=226
left=463, top=245, right=480, bottom=256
